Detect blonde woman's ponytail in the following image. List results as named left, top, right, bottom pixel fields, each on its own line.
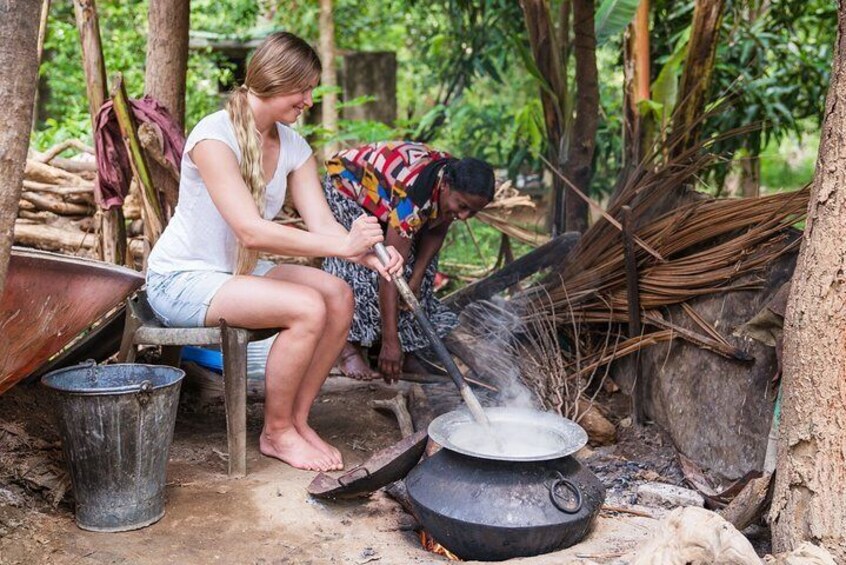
left=225, top=86, right=266, bottom=275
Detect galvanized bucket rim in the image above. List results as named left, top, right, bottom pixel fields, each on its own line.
left=40, top=361, right=185, bottom=396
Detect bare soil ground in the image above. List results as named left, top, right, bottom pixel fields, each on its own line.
left=0, top=373, right=668, bottom=565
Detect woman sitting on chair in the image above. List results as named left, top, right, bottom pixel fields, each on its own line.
left=145, top=32, right=403, bottom=473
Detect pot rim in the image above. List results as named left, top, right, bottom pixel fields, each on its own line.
left=428, top=407, right=588, bottom=461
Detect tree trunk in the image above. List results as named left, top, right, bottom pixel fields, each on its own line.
left=145, top=0, right=188, bottom=214
left=623, top=0, right=650, bottom=169
left=740, top=151, right=760, bottom=198
left=0, top=0, right=42, bottom=296
left=319, top=0, right=338, bottom=157
left=670, top=0, right=725, bottom=157
left=564, top=0, right=597, bottom=233
left=74, top=0, right=126, bottom=264
left=32, top=0, right=51, bottom=132
left=770, top=4, right=846, bottom=559
left=520, top=0, right=568, bottom=235
left=74, top=0, right=107, bottom=121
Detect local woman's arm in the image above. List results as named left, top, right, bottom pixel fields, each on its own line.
left=379, top=227, right=413, bottom=380
left=193, top=140, right=381, bottom=259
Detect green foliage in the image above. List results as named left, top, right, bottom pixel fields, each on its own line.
left=595, top=0, right=641, bottom=43
left=34, top=0, right=256, bottom=148
left=31, top=0, right=834, bottom=219
left=650, top=0, right=834, bottom=188
left=35, top=0, right=147, bottom=148
left=641, top=29, right=689, bottom=133
left=427, top=71, right=545, bottom=177
left=759, top=129, right=818, bottom=193
left=438, top=218, right=534, bottom=292
left=707, top=0, right=834, bottom=147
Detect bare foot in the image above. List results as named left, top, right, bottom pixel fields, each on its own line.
left=296, top=422, right=343, bottom=470
left=337, top=343, right=378, bottom=380
left=259, top=427, right=335, bottom=472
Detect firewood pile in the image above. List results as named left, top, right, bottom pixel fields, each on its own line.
left=17, top=140, right=149, bottom=267
left=16, top=140, right=99, bottom=257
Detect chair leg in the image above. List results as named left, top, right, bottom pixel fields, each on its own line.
left=161, top=345, right=182, bottom=368
left=117, top=300, right=141, bottom=363
left=221, top=321, right=249, bottom=478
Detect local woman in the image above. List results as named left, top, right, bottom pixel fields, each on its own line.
left=323, top=142, right=494, bottom=382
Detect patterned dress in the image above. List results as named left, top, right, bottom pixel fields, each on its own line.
left=322, top=141, right=459, bottom=352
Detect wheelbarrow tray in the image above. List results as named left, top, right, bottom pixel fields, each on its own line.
left=0, top=247, right=144, bottom=395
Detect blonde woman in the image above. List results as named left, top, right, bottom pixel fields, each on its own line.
left=146, top=32, right=402, bottom=473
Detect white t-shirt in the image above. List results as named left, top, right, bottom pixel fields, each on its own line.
left=147, top=110, right=313, bottom=274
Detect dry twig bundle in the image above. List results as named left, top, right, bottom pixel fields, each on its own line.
left=517, top=127, right=809, bottom=399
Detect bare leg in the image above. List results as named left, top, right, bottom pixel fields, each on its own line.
left=264, top=265, right=355, bottom=468
left=337, top=342, right=378, bottom=380
left=205, top=275, right=336, bottom=472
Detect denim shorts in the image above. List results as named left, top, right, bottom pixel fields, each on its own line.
left=146, top=261, right=276, bottom=327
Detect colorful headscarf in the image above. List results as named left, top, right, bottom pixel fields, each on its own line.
left=326, top=141, right=452, bottom=238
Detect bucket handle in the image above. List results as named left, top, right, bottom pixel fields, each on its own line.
left=137, top=380, right=153, bottom=405
left=549, top=472, right=582, bottom=514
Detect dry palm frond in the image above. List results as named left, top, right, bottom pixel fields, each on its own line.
left=528, top=186, right=808, bottom=326
left=514, top=124, right=809, bottom=394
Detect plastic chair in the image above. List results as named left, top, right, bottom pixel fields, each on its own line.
left=118, top=290, right=276, bottom=478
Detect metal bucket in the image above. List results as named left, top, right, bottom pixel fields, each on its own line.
left=41, top=362, right=184, bottom=532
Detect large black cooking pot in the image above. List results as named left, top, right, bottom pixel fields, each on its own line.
left=406, top=408, right=605, bottom=561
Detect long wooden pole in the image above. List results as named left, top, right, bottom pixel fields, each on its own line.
left=622, top=206, right=645, bottom=425
left=111, top=74, right=164, bottom=245
left=73, top=0, right=126, bottom=265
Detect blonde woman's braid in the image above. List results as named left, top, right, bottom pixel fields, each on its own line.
left=225, top=87, right=266, bottom=275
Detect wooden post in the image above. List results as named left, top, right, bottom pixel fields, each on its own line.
left=73, top=0, right=126, bottom=264
left=341, top=52, right=397, bottom=125
left=622, top=205, right=645, bottom=424
left=111, top=73, right=164, bottom=246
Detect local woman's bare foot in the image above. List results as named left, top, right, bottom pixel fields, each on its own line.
left=337, top=343, right=378, bottom=380
left=296, top=423, right=343, bottom=470
left=259, top=427, right=335, bottom=472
